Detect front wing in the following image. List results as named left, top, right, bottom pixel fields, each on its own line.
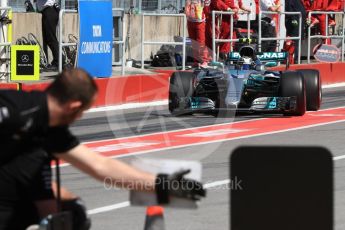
left=250, top=96, right=297, bottom=112
left=171, top=96, right=297, bottom=114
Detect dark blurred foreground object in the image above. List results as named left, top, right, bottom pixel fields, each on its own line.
left=230, top=146, right=333, bottom=230
left=156, top=169, right=206, bottom=204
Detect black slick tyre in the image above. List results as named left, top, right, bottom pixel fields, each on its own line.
left=297, top=69, right=321, bottom=111
left=280, top=71, right=306, bottom=116
left=168, top=72, right=194, bottom=115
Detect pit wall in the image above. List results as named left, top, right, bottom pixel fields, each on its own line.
left=0, top=63, right=344, bottom=108
left=271, top=63, right=345, bottom=85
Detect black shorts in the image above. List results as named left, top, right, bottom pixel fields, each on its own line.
left=0, top=149, right=54, bottom=230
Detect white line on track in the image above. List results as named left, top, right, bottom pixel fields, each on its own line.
left=56, top=106, right=345, bottom=169
left=88, top=154, right=345, bottom=215
left=84, top=83, right=344, bottom=113
left=322, top=82, right=345, bottom=89
left=82, top=105, right=345, bottom=145
left=86, top=100, right=168, bottom=113
left=87, top=179, right=231, bottom=215
left=83, top=117, right=266, bottom=144
left=103, top=118, right=345, bottom=160
left=79, top=106, right=345, bottom=215
left=88, top=201, right=130, bottom=215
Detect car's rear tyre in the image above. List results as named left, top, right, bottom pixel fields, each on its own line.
left=169, top=72, right=194, bottom=114
left=297, top=69, right=321, bottom=111
left=280, top=71, right=306, bottom=116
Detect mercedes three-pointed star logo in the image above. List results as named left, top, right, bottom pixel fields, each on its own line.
left=21, top=54, right=29, bottom=63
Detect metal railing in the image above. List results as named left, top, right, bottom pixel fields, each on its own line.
left=141, top=13, right=186, bottom=70
left=307, top=11, right=345, bottom=63
left=113, top=8, right=125, bottom=75
left=0, top=7, right=12, bottom=82
left=58, top=0, right=184, bottom=13
left=138, top=0, right=182, bottom=13
left=212, top=11, right=251, bottom=62
left=58, top=9, right=78, bottom=73
left=258, top=11, right=302, bottom=64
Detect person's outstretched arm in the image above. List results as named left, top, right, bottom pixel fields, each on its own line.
left=58, top=144, right=156, bottom=191
left=57, top=144, right=206, bottom=204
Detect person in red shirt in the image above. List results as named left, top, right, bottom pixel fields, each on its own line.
left=303, top=0, right=328, bottom=43
left=327, top=0, right=342, bottom=10
left=327, top=0, right=343, bottom=26
left=204, top=0, right=232, bottom=55
left=219, top=0, right=253, bottom=57
left=272, top=0, right=281, bottom=34
left=185, top=0, right=209, bottom=66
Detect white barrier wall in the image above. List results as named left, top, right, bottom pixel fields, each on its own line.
left=12, top=13, right=79, bottom=63
left=12, top=12, right=181, bottom=63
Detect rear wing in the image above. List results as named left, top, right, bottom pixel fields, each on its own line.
left=228, top=52, right=288, bottom=63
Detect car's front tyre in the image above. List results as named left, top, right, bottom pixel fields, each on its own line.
left=169, top=72, right=194, bottom=115
left=297, top=69, right=322, bottom=111
left=280, top=71, right=306, bottom=116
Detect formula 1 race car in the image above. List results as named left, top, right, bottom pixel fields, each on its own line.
left=169, top=45, right=322, bottom=117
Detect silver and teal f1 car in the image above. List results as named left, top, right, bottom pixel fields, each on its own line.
left=169, top=46, right=322, bottom=116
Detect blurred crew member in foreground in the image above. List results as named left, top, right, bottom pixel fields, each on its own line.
left=0, top=68, right=206, bottom=229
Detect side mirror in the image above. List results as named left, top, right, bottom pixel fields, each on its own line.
left=265, top=62, right=278, bottom=67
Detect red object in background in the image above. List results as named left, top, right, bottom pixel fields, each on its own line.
left=219, top=0, right=239, bottom=53
left=205, top=0, right=229, bottom=50
left=2, top=62, right=345, bottom=109
left=0, top=83, right=20, bottom=90
left=340, top=0, right=345, bottom=10
left=187, top=21, right=209, bottom=64
left=302, top=0, right=327, bottom=40
left=185, top=0, right=208, bottom=64
left=282, top=38, right=295, bottom=64
left=219, top=21, right=237, bottom=53
left=326, top=0, right=344, bottom=10
left=254, top=0, right=259, bottom=14
left=272, top=0, right=281, bottom=35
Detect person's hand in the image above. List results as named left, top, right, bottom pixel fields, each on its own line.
left=155, top=169, right=206, bottom=204
left=239, top=9, right=251, bottom=15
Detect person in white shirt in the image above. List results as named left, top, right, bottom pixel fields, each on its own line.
left=259, top=0, right=281, bottom=51
left=260, top=0, right=281, bottom=22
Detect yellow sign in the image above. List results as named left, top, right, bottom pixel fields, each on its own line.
left=11, top=45, right=40, bottom=81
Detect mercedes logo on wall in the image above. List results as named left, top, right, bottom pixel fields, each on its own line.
left=21, top=54, right=29, bottom=63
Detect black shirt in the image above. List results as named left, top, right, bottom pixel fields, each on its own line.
left=0, top=90, right=80, bottom=229
left=0, top=90, right=79, bottom=164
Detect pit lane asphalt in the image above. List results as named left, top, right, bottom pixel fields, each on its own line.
left=61, top=86, right=345, bottom=230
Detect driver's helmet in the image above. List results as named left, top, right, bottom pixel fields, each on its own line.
left=239, top=45, right=255, bottom=59
left=239, top=45, right=256, bottom=70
